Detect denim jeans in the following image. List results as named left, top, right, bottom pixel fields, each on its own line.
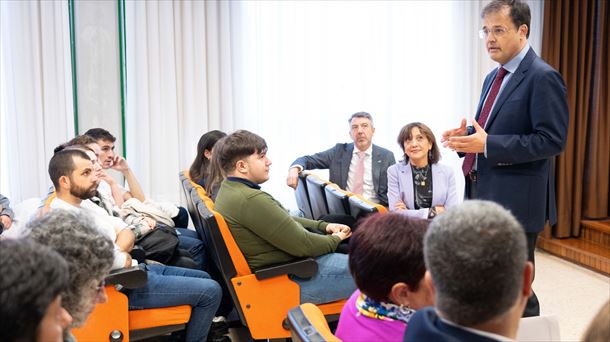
left=290, top=253, right=356, bottom=304
left=176, top=228, right=207, bottom=270
left=177, top=229, right=233, bottom=316
left=126, top=264, right=221, bottom=342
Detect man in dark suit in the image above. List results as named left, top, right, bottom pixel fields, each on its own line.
left=442, top=0, right=569, bottom=317
left=286, top=112, right=396, bottom=206
left=404, top=201, right=533, bottom=342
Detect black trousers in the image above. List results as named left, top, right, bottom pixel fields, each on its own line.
left=466, top=176, right=541, bottom=317
left=523, top=232, right=541, bottom=317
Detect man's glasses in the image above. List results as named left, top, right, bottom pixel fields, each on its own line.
left=479, top=26, right=510, bottom=39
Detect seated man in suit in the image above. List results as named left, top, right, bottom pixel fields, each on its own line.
left=404, top=200, right=533, bottom=341
left=286, top=112, right=395, bottom=206
left=214, top=130, right=356, bottom=304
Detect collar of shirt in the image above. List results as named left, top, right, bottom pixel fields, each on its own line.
left=439, top=313, right=515, bottom=342
left=501, top=42, right=530, bottom=74
left=353, top=144, right=373, bottom=156
left=227, top=176, right=261, bottom=190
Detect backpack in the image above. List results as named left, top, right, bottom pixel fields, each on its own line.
left=135, top=225, right=180, bottom=264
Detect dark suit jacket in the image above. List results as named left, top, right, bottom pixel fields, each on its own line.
left=469, top=47, right=569, bottom=232
left=404, top=307, right=501, bottom=342
left=291, top=143, right=396, bottom=206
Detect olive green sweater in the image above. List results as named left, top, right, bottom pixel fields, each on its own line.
left=215, top=179, right=341, bottom=270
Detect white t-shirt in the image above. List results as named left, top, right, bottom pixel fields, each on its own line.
left=97, top=179, right=127, bottom=209
left=50, top=197, right=130, bottom=270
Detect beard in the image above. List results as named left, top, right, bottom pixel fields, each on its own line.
left=70, top=182, right=98, bottom=200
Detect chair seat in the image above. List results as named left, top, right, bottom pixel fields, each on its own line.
left=129, top=305, right=192, bottom=330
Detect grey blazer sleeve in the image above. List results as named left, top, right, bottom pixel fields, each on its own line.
left=0, top=194, right=15, bottom=219
left=290, top=145, right=340, bottom=171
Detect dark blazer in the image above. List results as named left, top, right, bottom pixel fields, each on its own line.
left=468, top=47, right=569, bottom=233
left=404, top=307, right=501, bottom=342
left=291, top=143, right=396, bottom=206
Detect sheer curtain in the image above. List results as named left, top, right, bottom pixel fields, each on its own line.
left=0, top=0, right=544, bottom=206
left=124, top=0, right=235, bottom=202
left=124, top=0, right=543, bottom=207
left=230, top=0, right=487, bottom=207
left=0, top=1, right=74, bottom=201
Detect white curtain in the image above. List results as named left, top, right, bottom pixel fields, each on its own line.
left=0, top=0, right=544, bottom=206
left=228, top=0, right=544, bottom=208
left=0, top=0, right=74, bottom=201
left=230, top=0, right=478, bottom=207
left=124, top=0, right=235, bottom=202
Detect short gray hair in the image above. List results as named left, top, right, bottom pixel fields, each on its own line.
left=26, top=210, right=114, bottom=327
left=349, top=112, right=374, bottom=127
left=424, top=200, right=527, bottom=326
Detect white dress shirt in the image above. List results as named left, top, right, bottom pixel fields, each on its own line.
left=346, top=144, right=377, bottom=202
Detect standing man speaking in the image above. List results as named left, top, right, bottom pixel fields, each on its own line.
left=442, top=0, right=569, bottom=317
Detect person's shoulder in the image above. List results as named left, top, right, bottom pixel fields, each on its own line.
left=334, top=142, right=353, bottom=151
left=373, top=144, right=396, bottom=160
left=221, top=180, right=267, bottom=200
left=524, top=49, right=560, bottom=76
left=373, top=143, right=392, bottom=153
left=434, top=162, right=454, bottom=174
left=387, top=161, right=403, bottom=173
left=530, top=55, right=558, bottom=74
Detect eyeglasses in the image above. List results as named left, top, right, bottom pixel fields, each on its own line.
left=479, top=26, right=510, bottom=39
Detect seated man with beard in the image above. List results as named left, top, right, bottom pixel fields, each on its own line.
left=45, top=148, right=221, bottom=342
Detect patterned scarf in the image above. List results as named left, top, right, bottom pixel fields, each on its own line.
left=355, top=292, right=415, bottom=324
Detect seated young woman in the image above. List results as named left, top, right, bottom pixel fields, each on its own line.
left=189, top=130, right=227, bottom=194
left=336, top=213, right=433, bottom=341
left=387, top=122, right=458, bottom=219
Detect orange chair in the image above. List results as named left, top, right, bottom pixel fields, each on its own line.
left=288, top=303, right=341, bottom=342
left=194, top=197, right=345, bottom=339
left=71, top=266, right=192, bottom=341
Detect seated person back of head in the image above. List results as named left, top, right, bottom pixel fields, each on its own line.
left=336, top=213, right=433, bottom=341
left=404, top=200, right=533, bottom=342
left=214, top=129, right=356, bottom=304
left=287, top=112, right=396, bottom=206
left=189, top=130, right=227, bottom=192
left=0, top=238, right=73, bottom=342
